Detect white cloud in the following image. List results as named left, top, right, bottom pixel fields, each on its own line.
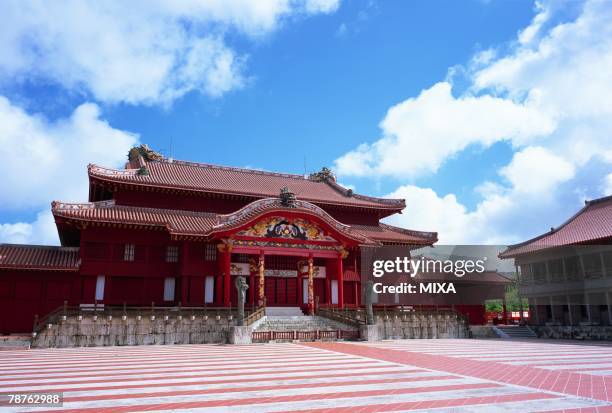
left=337, top=0, right=612, bottom=243
left=0, top=0, right=340, bottom=105
left=517, top=1, right=550, bottom=45
left=0, top=97, right=138, bottom=244
left=386, top=146, right=577, bottom=244
left=0, top=211, right=58, bottom=245
left=386, top=185, right=475, bottom=244
left=334, top=82, right=555, bottom=178
left=499, top=146, right=575, bottom=194
left=304, top=0, right=340, bottom=14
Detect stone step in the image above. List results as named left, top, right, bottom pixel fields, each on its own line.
left=254, top=315, right=356, bottom=334
left=265, top=307, right=304, bottom=317
left=496, top=326, right=537, bottom=338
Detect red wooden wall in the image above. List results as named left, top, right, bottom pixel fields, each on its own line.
left=0, top=270, right=77, bottom=334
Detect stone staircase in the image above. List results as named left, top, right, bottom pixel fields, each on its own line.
left=0, top=335, right=31, bottom=350
left=265, top=307, right=304, bottom=317
left=253, top=313, right=358, bottom=342
left=494, top=325, right=538, bottom=339
left=256, top=316, right=355, bottom=332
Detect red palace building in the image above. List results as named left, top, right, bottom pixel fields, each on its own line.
left=0, top=145, right=440, bottom=334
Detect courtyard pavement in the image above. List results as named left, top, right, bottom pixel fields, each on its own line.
left=1, top=339, right=611, bottom=412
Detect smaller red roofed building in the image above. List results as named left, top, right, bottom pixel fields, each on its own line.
left=500, top=195, right=612, bottom=328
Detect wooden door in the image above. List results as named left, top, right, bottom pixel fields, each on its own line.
left=265, top=278, right=276, bottom=305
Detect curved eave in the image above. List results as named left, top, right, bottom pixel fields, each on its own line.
left=377, top=241, right=436, bottom=248
left=52, top=201, right=182, bottom=236
left=209, top=198, right=378, bottom=245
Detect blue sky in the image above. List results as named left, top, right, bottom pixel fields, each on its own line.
left=0, top=0, right=611, bottom=245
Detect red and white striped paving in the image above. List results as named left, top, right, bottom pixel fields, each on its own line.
left=359, top=339, right=612, bottom=377
left=0, top=341, right=609, bottom=412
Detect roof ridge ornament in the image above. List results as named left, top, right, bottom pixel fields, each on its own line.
left=279, top=187, right=296, bottom=208
left=308, top=167, right=336, bottom=182
left=128, top=144, right=164, bottom=163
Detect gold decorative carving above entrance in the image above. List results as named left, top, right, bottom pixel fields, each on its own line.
left=237, top=216, right=336, bottom=242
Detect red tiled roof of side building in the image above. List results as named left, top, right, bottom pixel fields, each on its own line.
left=0, top=244, right=80, bottom=271
left=499, top=195, right=612, bottom=258
left=88, top=152, right=405, bottom=211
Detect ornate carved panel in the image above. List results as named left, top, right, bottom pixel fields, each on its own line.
left=236, top=216, right=337, bottom=242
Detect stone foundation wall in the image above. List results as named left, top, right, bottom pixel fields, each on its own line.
left=375, top=314, right=469, bottom=339
left=530, top=325, right=612, bottom=341
left=33, top=315, right=235, bottom=348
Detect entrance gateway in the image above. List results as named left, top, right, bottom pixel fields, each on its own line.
left=229, top=254, right=349, bottom=310
left=215, top=205, right=365, bottom=314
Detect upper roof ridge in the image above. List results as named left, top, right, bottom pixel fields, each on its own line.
left=155, top=158, right=405, bottom=206
left=153, top=158, right=309, bottom=180
left=52, top=200, right=116, bottom=210
left=52, top=199, right=219, bottom=218
left=585, top=194, right=612, bottom=206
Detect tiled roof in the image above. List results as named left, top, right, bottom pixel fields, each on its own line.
left=52, top=200, right=218, bottom=237
left=0, top=244, right=80, bottom=271
left=500, top=195, right=612, bottom=258
left=88, top=158, right=405, bottom=210
left=52, top=199, right=435, bottom=245
left=353, top=223, right=437, bottom=245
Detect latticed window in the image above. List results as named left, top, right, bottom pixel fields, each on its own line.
left=548, top=259, right=564, bottom=283
left=532, top=262, right=547, bottom=284
left=583, top=253, right=603, bottom=279
left=204, top=244, right=217, bottom=261
left=234, top=254, right=250, bottom=263
left=519, top=264, right=532, bottom=285
left=603, top=251, right=612, bottom=276
left=124, top=244, right=135, bottom=261
left=166, top=245, right=179, bottom=263
left=265, top=255, right=301, bottom=270
left=565, top=256, right=581, bottom=281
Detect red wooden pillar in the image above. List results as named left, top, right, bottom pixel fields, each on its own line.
left=180, top=242, right=189, bottom=305
left=307, top=254, right=314, bottom=314
left=353, top=250, right=359, bottom=307
left=223, top=247, right=231, bottom=306
left=337, top=252, right=344, bottom=309
left=258, top=252, right=265, bottom=306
